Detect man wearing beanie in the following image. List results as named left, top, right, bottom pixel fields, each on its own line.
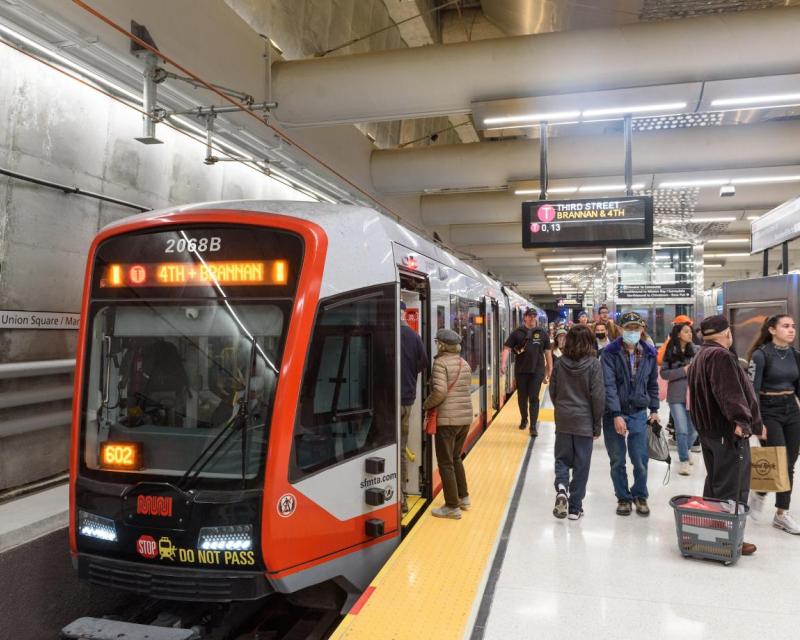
left=688, top=314, right=763, bottom=556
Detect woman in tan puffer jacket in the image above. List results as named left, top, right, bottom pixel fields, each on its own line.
left=423, top=328, right=474, bottom=519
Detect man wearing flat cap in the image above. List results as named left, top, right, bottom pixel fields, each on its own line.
left=688, top=314, right=763, bottom=556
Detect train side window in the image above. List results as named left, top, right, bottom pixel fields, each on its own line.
left=290, top=284, right=397, bottom=481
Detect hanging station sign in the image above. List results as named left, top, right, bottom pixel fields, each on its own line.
left=522, top=196, right=654, bottom=249
left=751, top=195, right=800, bottom=254
left=617, top=283, right=694, bottom=299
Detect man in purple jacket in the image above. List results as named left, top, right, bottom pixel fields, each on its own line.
left=688, top=315, right=763, bottom=556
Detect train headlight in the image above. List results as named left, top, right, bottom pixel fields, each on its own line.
left=78, top=510, right=118, bottom=542
left=197, top=524, right=253, bottom=551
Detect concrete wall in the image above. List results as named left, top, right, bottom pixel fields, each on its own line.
left=0, top=42, right=308, bottom=490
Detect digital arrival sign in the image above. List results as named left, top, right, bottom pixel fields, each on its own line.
left=522, top=196, right=654, bottom=249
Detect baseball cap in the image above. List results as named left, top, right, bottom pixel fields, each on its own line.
left=523, top=307, right=537, bottom=317
left=619, top=311, right=645, bottom=327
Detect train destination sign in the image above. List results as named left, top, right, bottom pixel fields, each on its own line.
left=522, top=196, right=654, bottom=249
left=617, top=283, right=693, bottom=299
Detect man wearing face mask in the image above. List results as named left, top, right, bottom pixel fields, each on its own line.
left=594, top=323, right=610, bottom=353
left=688, top=315, right=762, bottom=555
left=600, top=312, right=660, bottom=517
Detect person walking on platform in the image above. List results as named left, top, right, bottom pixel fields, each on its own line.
left=400, top=301, right=428, bottom=514
left=553, top=328, right=567, bottom=361
left=688, top=315, right=762, bottom=556
left=550, top=325, right=605, bottom=520
left=746, top=314, right=800, bottom=535
left=597, top=304, right=620, bottom=340
left=593, top=322, right=610, bottom=352
left=600, top=312, right=660, bottom=517
left=501, top=308, right=553, bottom=438
left=424, top=329, right=472, bottom=520
left=660, top=322, right=698, bottom=476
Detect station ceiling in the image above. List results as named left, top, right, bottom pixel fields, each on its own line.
left=2, top=0, right=800, bottom=299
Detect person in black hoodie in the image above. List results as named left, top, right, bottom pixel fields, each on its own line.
left=550, top=325, right=606, bottom=520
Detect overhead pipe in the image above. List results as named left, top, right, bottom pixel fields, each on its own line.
left=373, top=121, right=800, bottom=194
left=271, top=8, right=800, bottom=126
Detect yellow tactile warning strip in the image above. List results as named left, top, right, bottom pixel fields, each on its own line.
left=401, top=495, right=427, bottom=527
left=330, top=388, right=547, bottom=640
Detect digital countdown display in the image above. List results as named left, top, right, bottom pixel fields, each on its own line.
left=100, top=260, right=288, bottom=288
left=522, top=196, right=653, bottom=249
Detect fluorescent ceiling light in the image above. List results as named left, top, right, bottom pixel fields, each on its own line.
left=582, top=102, right=687, bottom=117
left=544, top=266, right=588, bottom=272
left=706, top=237, right=750, bottom=244
left=484, top=110, right=580, bottom=126
left=711, top=93, right=800, bottom=107
left=659, top=178, right=728, bottom=188
left=578, top=183, right=644, bottom=193
left=732, top=175, right=800, bottom=185
left=705, top=252, right=751, bottom=258
left=747, top=215, right=761, bottom=221
left=662, top=216, right=736, bottom=224
left=704, top=263, right=724, bottom=268
left=539, top=256, right=603, bottom=263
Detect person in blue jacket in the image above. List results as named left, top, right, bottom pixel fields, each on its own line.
left=600, top=312, right=661, bottom=517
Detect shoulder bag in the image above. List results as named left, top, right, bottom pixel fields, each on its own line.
left=425, top=359, right=464, bottom=436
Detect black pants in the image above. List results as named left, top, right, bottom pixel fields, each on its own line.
left=760, top=395, right=800, bottom=510
left=700, top=434, right=751, bottom=506
left=516, top=373, right=544, bottom=426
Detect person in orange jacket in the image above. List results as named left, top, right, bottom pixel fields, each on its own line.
left=657, top=315, right=694, bottom=365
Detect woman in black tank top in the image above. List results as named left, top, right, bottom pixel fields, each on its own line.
left=746, top=315, right=800, bottom=535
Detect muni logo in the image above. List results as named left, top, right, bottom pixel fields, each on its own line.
left=136, top=495, right=173, bottom=517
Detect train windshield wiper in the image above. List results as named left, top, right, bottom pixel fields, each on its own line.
left=177, top=339, right=258, bottom=491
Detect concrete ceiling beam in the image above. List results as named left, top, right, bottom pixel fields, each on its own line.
left=271, top=8, right=800, bottom=126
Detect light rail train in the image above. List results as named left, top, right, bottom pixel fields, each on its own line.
left=69, top=201, right=545, bottom=610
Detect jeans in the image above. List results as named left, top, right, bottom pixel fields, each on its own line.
left=516, top=373, right=544, bottom=425
left=760, top=395, right=800, bottom=510
left=670, top=402, right=698, bottom=463
left=602, top=410, right=649, bottom=501
left=435, top=425, right=469, bottom=508
left=554, top=432, right=594, bottom=513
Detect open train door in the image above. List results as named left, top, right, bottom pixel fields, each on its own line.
left=399, top=270, right=432, bottom=526
left=491, top=299, right=501, bottom=413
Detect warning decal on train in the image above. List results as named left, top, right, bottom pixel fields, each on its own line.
left=135, top=534, right=255, bottom=566
left=277, top=493, right=297, bottom=518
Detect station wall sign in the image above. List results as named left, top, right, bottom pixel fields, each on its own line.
left=0, top=309, right=80, bottom=330
left=522, top=196, right=653, bottom=249
left=751, top=195, right=800, bottom=254
left=617, top=283, right=693, bottom=299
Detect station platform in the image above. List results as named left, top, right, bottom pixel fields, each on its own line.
left=331, top=390, right=551, bottom=640
left=332, top=392, right=800, bottom=640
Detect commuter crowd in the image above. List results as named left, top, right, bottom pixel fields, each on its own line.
left=410, top=301, right=800, bottom=555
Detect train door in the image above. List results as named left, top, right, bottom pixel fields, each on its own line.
left=479, top=298, right=489, bottom=428
left=399, top=271, right=431, bottom=525
left=491, top=300, right=501, bottom=412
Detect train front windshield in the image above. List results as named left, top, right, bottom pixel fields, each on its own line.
left=80, top=225, right=303, bottom=487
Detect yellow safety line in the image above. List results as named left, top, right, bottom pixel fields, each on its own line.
left=331, top=386, right=549, bottom=640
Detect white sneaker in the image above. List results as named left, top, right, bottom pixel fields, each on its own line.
left=689, top=456, right=695, bottom=466
left=567, top=510, right=584, bottom=521
left=459, top=496, right=471, bottom=511
left=679, top=461, right=691, bottom=476
left=773, top=512, right=800, bottom=535
left=431, top=506, right=462, bottom=520
left=748, top=492, right=767, bottom=519
left=691, top=444, right=702, bottom=453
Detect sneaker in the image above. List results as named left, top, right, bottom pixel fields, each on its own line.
left=741, top=542, right=757, bottom=556
left=431, top=506, right=462, bottom=520
left=633, top=497, right=650, bottom=516
left=401, top=499, right=409, bottom=514
left=773, top=512, right=800, bottom=535
left=679, top=461, right=691, bottom=476
left=567, top=510, right=584, bottom=521
left=689, top=456, right=695, bottom=466
left=518, top=420, right=528, bottom=431
left=616, top=500, right=632, bottom=516
left=748, top=491, right=767, bottom=519
left=459, top=496, right=471, bottom=511
left=691, top=444, right=701, bottom=453
left=553, top=491, right=568, bottom=519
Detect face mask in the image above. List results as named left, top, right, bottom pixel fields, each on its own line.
left=595, top=333, right=606, bottom=340
left=623, top=330, right=641, bottom=346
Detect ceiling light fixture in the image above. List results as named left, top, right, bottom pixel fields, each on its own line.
left=704, top=252, right=751, bottom=258
left=581, top=102, right=687, bottom=118
left=578, top=183, right=645, bottom=193
left=539, top=257, right=603, bottom=263
left=514, top=186, right=579, bottom=196
left=484, top=110, right=581, bottom=126
left=660, top=175, right=800, bottom=189
left=704, top=263, right=724, bottom=268
left=544, top=266, right=589, bottom=272
left=706, top=238, right=750, bottom=244
left=661, top=216, right=736, bottom=224
left=711, top=93, right=800, bottom=107
left=747, top=215, right=761, bottom=221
